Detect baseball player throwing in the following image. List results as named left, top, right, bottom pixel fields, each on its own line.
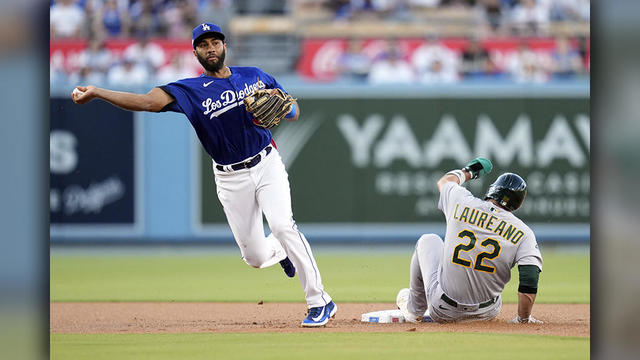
left=396, top=158, right=543, bottom=324
left=71, top=23, right=336, bottom=327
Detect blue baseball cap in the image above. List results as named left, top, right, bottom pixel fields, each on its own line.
left=192, top=23, right=225, bottom=48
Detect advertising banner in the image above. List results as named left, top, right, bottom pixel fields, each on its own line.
left=199, top=96, right=589, bottom=228
left=50, top=98, right=138, bottom=227
left=296, top=38, right=589, bottom=80
left=50, top=37, right=589, bottom=82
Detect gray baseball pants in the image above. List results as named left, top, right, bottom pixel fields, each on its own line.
left=407, top=233, right=502, bottom=323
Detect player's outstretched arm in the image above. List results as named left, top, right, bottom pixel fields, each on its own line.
left=71, top=85, right=174, bottom=112
left=437, top=157, right=493, bottom=192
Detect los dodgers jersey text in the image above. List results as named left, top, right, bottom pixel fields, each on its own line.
left=159, top=66, right=285, bottom=165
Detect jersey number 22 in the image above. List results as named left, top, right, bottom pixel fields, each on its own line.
left=452, top=229, right=501, bottom=273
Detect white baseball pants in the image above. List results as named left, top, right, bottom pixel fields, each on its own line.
left=408, top=234, right=501, bottom=322
left=213, top=147, right=332, bottom=308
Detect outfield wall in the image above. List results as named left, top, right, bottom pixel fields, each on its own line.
left=50, top=83, right=590, bottom=244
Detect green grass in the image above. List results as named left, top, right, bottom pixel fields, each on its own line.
left=51, top=332, right=589, bottom=360
left=51, top=249, right=589, bottom=360
left=50, top=249, right=589, bottom=303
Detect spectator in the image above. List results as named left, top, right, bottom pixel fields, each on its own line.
left=439, top=0, right=474, bottom=6
left=107, top=56, right=149, bottom=86
left=336, top=39, right=372, bottom=82
left=483, top=57, right=507, bottom=80
left=326, top=0, right=352, bottom=20
left=122, top=34, right=167, bottom=73
left=460, top=38, right=491, bottom=77
left=550, top=0, right=590, bottom=21
left=475, top=0, right=505, bottom=35
left=500, top=0, right=519, bottom=9
left=576, top=36, right=590, bottom=72
left=99, top=0, right=131, bottom=38
left=550, top=37, right=584, bottom=79
left=408, top=0, right=440, bottom=8
left=461, top=43, right=507, bottom=81
left=197, top=0, right=235, bottom=33
left=506, top=43, right=550, bottom=83
left=77, top=37, right=115, bottom=74
left=162, top=0, right=197, bottom=39
left=420, top=58, right=459, bottom=84
left=510, top=0, right=550, bottom=36
left=574, top=0, right=590, bottom=21
left=411, top=37, right=458, bottom=80
left=368, top=42, right=414, bottom=84
left=155, top=52, right=198, bottom=84
left=129, top=0, right=165, bottom=37
left=366, top=0, right=404, bottom=18
left=69, top=65, right=106, bottom=85
left=50, top=0, right=87, bottom=38
left=333, top=0, right=401, bottom=20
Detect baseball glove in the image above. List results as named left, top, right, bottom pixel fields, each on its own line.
left=463, top=157, right=493, bottom=179
left=243, top=88, right=296, bottom=129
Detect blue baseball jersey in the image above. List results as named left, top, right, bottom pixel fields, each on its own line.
left=158, top=66, right=285, bottom=165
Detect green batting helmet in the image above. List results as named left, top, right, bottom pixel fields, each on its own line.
left=484, top=173, right=527, bottom=211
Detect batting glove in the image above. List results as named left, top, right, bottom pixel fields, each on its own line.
left=463, top=157, right=493, bottom=179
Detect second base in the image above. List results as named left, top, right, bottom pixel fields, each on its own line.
left=361, top=309, right=406, bottom=323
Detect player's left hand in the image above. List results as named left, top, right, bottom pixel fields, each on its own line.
left=463, top=157, right=493, bottom=179
left=243, top=88, right=295, bottom=129
left=509, top=315, right=543, bottom=324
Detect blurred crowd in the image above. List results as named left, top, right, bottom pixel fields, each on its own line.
left=50, top=0, right=233, bottom=86
left=50, top=36, right=202, bottom=87
left=51, top=35, right=589, bottom=86
left=50, top=0, right=234, bottom=40
left=51, top=0, right=589, bottom=40
left=339, top=36, right=589, bottom=85
left=50, top=0, right=590, bottom=86
left=323, top=0, right=589, bottom=36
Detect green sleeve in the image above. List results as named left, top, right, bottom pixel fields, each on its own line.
left=518, top=265, right=541, bottom=294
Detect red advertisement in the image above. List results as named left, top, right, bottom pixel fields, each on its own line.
left=51, top=37, right=588, bottom=80
left=50, top=39, right=199, bottom=74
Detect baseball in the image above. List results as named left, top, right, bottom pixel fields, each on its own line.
left=72, top=88, right=85, bottom=98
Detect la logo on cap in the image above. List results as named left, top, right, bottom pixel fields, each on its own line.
left=202, top=23, right=211, bottom=31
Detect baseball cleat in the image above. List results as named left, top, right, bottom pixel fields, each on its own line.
left=396, top=288, right=422, bottom=323
left=301, top=301, right=337, bottom=327
left=279, top=257, right=296, bottom=278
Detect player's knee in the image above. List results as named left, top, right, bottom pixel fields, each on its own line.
left=242, top=253, right=271, bottom=268
left=416, top=234, right=443, bottom=251
left=242, top=257, right=261, bottom=268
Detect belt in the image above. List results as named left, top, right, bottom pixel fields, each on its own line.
left=441, top=293, right=496, bottom=310
left=216, top=146, right=272, bottom=172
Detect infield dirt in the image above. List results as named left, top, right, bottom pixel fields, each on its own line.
left=51, top=302, right=588, bottom=337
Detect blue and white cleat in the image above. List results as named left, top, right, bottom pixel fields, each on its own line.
left=279, top=257, right=296, bottom=278
left=301, top=301, right=337, bottom=327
